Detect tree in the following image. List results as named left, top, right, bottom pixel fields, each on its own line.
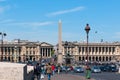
left=51, top=50, right=55, bottom=56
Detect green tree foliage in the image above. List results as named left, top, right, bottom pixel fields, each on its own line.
left=51, top=50, right=55, bottom=56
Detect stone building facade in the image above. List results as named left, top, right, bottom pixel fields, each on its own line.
left=60, top=41, right=120, bottom=64
left=0, top=40, right=120, bottom=63
left=0, top=40, right=54, bottom=62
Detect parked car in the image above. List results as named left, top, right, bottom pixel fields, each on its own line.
left=100, top=65, right=108, bottom=71
left=100, top=64, right=118, bottom=72
left=91, top=66, right=101, bottom=73
left=55, top=66, right=62, bottom=72
left=74, top=66, right=84, bottom=73
left=61, top=66, right=66, bottom=72
left=61, top=66, right=73, bottom=72
left=27, top=60, right=37, bottom=66
left=110, top=66, right=118, bottom=72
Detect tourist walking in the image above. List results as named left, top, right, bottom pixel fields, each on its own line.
left=57, top=63, right=61, bottom=74
left=46, top=63, right=52, bottom=80
left=34, top=63, right=41, bottom=80
left=51, top=64, right=55, bottom=76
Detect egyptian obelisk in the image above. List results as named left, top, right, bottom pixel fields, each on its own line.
left=57, top=20, right=63, bottom=64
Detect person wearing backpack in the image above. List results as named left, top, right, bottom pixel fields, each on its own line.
left=34, top=63, right=41, bottom=80
left=46, top=63, right=52, bottom=80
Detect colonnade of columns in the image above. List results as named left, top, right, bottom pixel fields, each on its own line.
left=0, top=46, right=53, bottom=62
left=62, top=43, right=118, bottom=63
left=78, top=46, right=115, bottom=55
left=78, top=56, right=113, bottom=62
left=0, top=47, right=21, bottom=62
left=40, top=48, right=52, bottom=58
left=77, top=46, right=116, bottom=62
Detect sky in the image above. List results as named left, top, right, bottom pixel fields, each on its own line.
left=0, top=0, right=120, bottom=45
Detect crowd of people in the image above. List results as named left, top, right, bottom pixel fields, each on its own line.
left=33, top=62, right=60, bottom=80
left=33, top=62, right=93, bottom=80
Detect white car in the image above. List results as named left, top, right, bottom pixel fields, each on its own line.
left=74, top=67, right=84, bottom=73
left=91, top=66, right=101, bottom=73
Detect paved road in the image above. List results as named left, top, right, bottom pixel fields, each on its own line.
left=70, top=72, right=120, bottom=80
left=33, top=71, right=120, bottom=80
left=91, top=72, right=120, bottom=80
left=42, top=73, right=95, bottom=80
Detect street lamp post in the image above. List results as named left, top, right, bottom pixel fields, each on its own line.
left=85, top=24, right=90, bottom=66
left=85, top=24, right=91, bottom=79
left=0, top=32, right=7, bottom=61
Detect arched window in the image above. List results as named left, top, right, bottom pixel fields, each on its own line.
left=99, top=57, right=101, bottom=61
left=79, top=57, right=81, bottom=61
left=106, top=57, right=108, bottom=61
left=82, top=57, right=84, bottom=61
left=89, top=57, right=91, bottom=61
left=109, top=57, right=111, bottom=61
left=92, top=57, right=95, bottom=61
left=96, top=57, right=98, bottom=61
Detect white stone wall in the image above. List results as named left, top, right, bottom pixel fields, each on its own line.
left=0, top=62, right=27, bottom=80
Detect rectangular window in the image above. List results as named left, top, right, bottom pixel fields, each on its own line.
left=92, top=47, right=94, bottom=52
left=102, top=47, right=104, bottom=52
left=79, top=47, right=81, bottom=53
left=89, top=47, right=91, bottom=52
left=109, top=47, right=111, bottom=52
left=106, top=47, right=108, bottom=52
left=99, top=47, right=101, bottom=52
left=113, top=47, right=115, bottom=52
left=82, top=47, right=84, bottom=52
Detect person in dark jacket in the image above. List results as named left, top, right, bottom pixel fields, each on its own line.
left=34, top=63, right=41, bottom=80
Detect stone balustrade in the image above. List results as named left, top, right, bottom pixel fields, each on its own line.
left=0, top=62, right=27, bottom=80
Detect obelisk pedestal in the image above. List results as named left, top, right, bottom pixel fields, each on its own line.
left=57, top=50, right=63, bottom=64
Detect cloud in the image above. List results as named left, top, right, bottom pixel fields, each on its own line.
left=0, top=19, right=14, bottom=23
left=0, top=5, right=10, bottom=14
left=46, top=6, right=85, bottom=17
left=3, top=21, right=54, bottom=27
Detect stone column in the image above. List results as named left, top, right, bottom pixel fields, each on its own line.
left=47, top=48, right=49, bottom=57
left=41, top=48, right=43, bottom=57
left=80, top=47, right=82, bottom=55
left=44, top=48, right=46, bottom=57
left=94, top=47, right=96, bottom=54
left=104, top=46, right=106, bottom=53
left=108, top=46, right=110, bottom=55
left=84, top=47, right=86, bottom=55
left=50, top=48, right=52, bottom=57
left=46, top=48, right=48, bottom=57
left=10, top=47, right=12, bottom=62
left=57, top=20, right=63, bottom=64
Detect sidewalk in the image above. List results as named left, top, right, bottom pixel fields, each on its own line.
left=42, top=73, right=95, bottom=80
